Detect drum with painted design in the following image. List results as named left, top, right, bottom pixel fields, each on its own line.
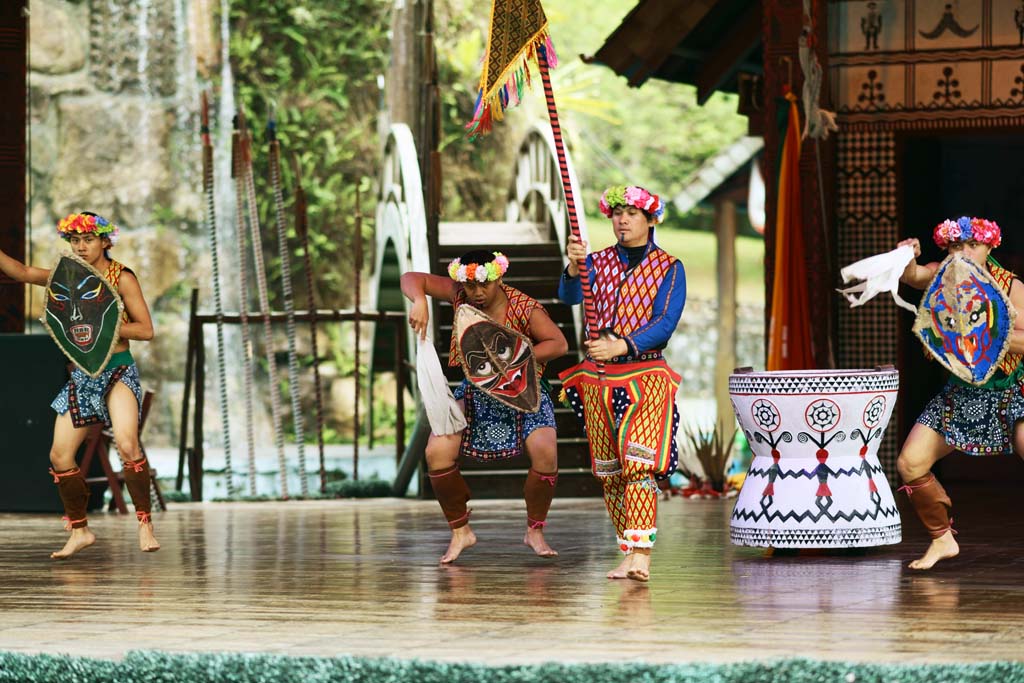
left=729, top=368, right=902, bottom=548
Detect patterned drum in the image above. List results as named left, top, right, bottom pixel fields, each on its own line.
left=729, top=368, right=902, bottom=548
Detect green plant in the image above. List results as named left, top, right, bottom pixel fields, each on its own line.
left=325, top=476, right=393, bottom=498
left=682, top=421, right=738, bottom=492
left=227, top=2, right=388, bottom=310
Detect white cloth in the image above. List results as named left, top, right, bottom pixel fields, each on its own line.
left=837, top=245, right=917, bottom=313
left=416, top=336, right=466, bottom=436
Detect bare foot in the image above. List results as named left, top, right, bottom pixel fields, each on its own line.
left=440, top=525, right=477, bottom=564
left=50, top=527, right=96, bottom=560
left=607, top=554, right=632, bottom=579
left=523, top=528, right=558, bottom=558
left=908, top=530, right=958, bottom=570
left=627, top=549, right=651, bottom=582
left=138, top=521, right=161, bottom=552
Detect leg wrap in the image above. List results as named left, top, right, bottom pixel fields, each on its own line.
left=900, top=473, right=953, bottom=539
left=428, top=465, right=471, bottom=529
left=121, top=457, right=152, bottom=522
left=50, top=467, right=89, bottom=529
left=524, top=468, right=557, bottom=528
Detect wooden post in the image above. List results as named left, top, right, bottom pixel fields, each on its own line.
left=714, top=198, right=738, bottom=427
left=177, top=288, right=199, bottom=491
left=191, top=323, right=206, bottom=500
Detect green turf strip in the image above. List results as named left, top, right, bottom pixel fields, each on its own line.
left=3, top=652, right=1024, bottom=683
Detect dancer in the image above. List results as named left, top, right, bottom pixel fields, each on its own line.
left=402, top=249, right=568, bottom=563
left=0, top=212, right=158, bottom=558
left=896, top=217, right=1024, bottom=569
left=559, top=186, right=686, bottom=582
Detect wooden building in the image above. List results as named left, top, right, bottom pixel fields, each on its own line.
left=589, top=0, right=1024, bottom=474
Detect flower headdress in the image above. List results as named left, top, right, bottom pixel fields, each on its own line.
left=932, top=216, right=1001, bottom=250
left=598, top=185, right=665, bottom=224
left=447, top=251, right=510, bottom=283
left=56, top=213, right=120, bottom=245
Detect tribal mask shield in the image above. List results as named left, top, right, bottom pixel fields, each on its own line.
left=41, top=254, right=124, bottom=378
left=912, top=254, right=1015, bottom=385
left=454, top=305, right=540, bottom=413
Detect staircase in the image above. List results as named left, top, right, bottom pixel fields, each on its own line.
left=425, top=224, right=601, bottom=498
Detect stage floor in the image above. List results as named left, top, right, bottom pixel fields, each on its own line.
left=1, top=486, right=1023, bottom=665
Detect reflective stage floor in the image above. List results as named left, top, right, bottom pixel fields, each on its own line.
left=1, top=486, right=1022, bottom=664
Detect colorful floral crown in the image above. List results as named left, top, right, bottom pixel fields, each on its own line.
left=598, top=185, right=665, bottom=224
left=932, top=216, right=1001, bottom=249
left=56, top=213, right=120, bottom=245
left=447, top=252, right=509, bottom=283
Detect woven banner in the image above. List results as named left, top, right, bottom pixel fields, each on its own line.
left=41, top=254, right=124, bottom=378
left=913, top=254, right=1016, bottom=385
left=466, top=0, right=556, bottom=137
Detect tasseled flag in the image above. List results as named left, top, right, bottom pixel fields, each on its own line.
left=466, top=0, right=557, bottom=139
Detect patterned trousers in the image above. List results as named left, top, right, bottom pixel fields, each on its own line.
left=561, top=358, right=680, bottom=552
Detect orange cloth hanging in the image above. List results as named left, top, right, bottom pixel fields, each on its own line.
left=767, top=91, right=814, bottom=370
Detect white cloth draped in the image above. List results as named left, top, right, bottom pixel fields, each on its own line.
left=837, top=245, right=917, bottom=314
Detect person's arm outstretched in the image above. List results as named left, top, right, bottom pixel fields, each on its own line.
left=0, top=248, right=49, bottom=286
left=897, top=238, right=939, bottom=289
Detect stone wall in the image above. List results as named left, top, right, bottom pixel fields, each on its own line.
left=28, top=0, right=206, bottom=445
left=667, top=297, right=765, bottom=399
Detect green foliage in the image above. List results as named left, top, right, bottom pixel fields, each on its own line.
left=160, top=489, right=191, bottom=503
left=682, top=421, right=738, bottom=492
left=3, top=652, right=1024, bottom=683
left=431, top=0, right=749, bottom=230
left=226, top=2, right=387, bottom=309
left=324, top=476, right=393, bottom=498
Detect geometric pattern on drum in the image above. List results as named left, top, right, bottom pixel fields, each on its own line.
left=730, top=523, right=901, bottom=548
left=744, top=397, right=793, bottom=498
left=836, top=129, right=899, bottom=480
left=797, top=398, right=846, bottom=498
left=745, top=461, right=886, bottom=479
left=729, top=371, right=899, bottom=396
left=730, top=499, right=899, bottom=524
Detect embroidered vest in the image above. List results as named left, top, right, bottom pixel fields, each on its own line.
left=449, top=284, right=545, bottom=376
left=989, top=262, right=1022, bottom=377
left=104, top=259, right=131, bottom=324
left=589, top=244, right=677, bottom=337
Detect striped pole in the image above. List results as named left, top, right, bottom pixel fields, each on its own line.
left=266, top=114, right=308, bottom=496
left=230, top=121, right=259, bottom=496
left=536, top=47, right=601, bottom=364
left=238, top=109, right=290, bottom=499
left=290, top=154, right=327, bottom=493
left=199, top=92, right=234, bottom=496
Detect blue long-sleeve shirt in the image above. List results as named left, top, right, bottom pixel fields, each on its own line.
left=558, top=243, right=686, bottom=355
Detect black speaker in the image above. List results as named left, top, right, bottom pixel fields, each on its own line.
left=0, top=334, right=70, bottom=512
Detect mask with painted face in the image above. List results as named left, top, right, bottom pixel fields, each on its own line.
left=454, top=305, right=540, bottom=413
left=41, top=254, right=124, bottom=377
left=913, top=254, right=1015, bottom=385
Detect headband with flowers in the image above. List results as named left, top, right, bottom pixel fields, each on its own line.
left=932, top=216, right=1001, bottom=250
left=56, top=213, right=120, bottom=245
left=447, top=252, right=510, bottom=283
left=598, top=185, right=665, bottom=224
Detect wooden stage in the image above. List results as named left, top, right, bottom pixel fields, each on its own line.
left=1, top=485, right=1023, bottom=665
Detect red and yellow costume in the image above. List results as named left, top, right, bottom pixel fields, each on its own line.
left=559, top=237, right=686, bottom=552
